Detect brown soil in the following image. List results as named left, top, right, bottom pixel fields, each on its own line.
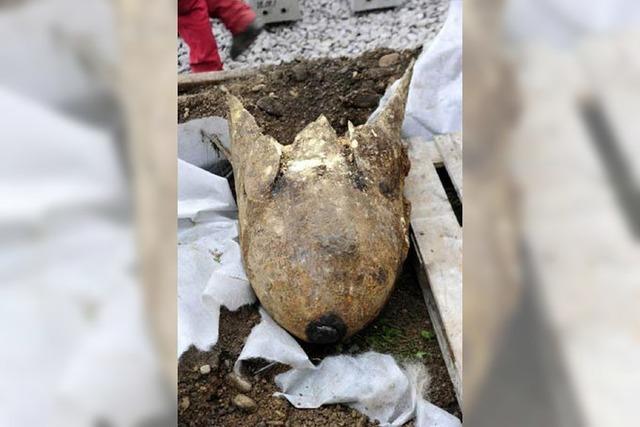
left=178, top=48, right=419, bottom=145
left=177, top=49, right=460, bottom=426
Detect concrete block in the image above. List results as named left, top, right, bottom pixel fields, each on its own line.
left=248, top=0, right=301, bottom=24
left=349, top=0, right=403, bottom=13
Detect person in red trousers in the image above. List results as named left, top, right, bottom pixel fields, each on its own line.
left=178, top=0, right=263, bottom=72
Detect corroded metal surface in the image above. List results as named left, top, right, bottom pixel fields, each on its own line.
left=227, top=66, right=413, bottom=343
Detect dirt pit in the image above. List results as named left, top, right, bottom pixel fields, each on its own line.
left=178, top=49, right=460, bottom=426
left=178, top=48, right=418, bottom=144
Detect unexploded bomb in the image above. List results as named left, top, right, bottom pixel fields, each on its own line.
left=227, top=65, right=413, bottom=343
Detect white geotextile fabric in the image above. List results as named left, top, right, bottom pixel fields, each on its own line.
left=402, top=0, right=462, bottom=139
left=177, top=117, right=229, bottom=173
left=235, top=309, right=461, bottom=427
left=177, top=160, right=256, bottom=357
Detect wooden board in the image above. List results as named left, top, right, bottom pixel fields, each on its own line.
left=434, top=133, right=463, bottom=199
left=178, top=67, right=259, bottom=92
left=405, top=136, right=443, bottom=164
left=404, top=137, right=463, bottom=406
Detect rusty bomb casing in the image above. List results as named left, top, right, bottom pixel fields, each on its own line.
left=227, top=65, right=413, bottom=343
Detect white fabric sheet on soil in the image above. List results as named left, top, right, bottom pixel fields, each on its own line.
left=237, top=309, right=461, bottom=427
left=177, top=116, right=230, bottom=174
left=402, top=0, right=461, bottom=140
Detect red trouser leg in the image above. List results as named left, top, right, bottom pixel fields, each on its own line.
left=178, top=0, right=223, bottom=72
left=206, top=0, right=257, bottom=35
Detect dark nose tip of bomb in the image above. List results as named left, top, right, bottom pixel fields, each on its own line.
left=305, top=313, right=347, bottom=344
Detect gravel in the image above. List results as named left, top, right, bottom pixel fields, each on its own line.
left=178, top=0, right=449, bottom=73
left=232, top=394, right=258, bottom=412
left=226, top=372, right=253, bottom=392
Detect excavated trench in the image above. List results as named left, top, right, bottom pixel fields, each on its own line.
left=177, top=49, right=460, bottom=426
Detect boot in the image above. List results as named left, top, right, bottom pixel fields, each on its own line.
left=230, top=19, right=263, bottom=60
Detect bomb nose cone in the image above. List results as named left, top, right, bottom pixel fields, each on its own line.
left=305, top=313, right=347, bottom=344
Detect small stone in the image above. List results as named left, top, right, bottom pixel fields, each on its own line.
left=199, top=364, right=211, bottom=375
left=257, top=96, right=285, bottom=117
left=345, top=89, right=379, bottom=108
left=366, top=67, right=395, bottom=80
left=292, top=63, right=308, bottom=82
left=356, top=416, right=367, bottom=427
left=209, top=352, right=220, bottom=371
left=179, top=396, right=190, bottom=411
left=183, top=107, right=190, bottom=119
left=378, top=52, right=400, bottom=67
left=232, top=394, right=257, bottom=412
left=226, top=372, right=252, bottom=392
left=251, top=84, right=266, bottom=92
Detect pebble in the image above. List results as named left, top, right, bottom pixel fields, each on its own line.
left=178, top=0, right=449, bottom=73
left=179, top=396, right=190, bottom=411
left=209, top=353, right=221, bottom=371
left=226, top=372, right=252, bottom=392
left=199, top=364, right=211, bottom=375
left=292, top=63, right=308, bottom=81
left=257, top=96, right=285, bottom=117
left=232, top=394, right=258, bottom=412
left=366, top=67, right=395, bottom=80
left=251, top=83, right=267, bottom=92
left=378, top=52, right=400, bottom=67
left=345, top=89, right=379, bottom=108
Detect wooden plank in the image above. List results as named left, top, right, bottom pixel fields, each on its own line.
left=434, top=133, right=463, bottom=199
left=404, top=136, right=443, bottom=164
left=178, top=67, right=260, bottom=93
left=404, top=138, right=463, bottom=406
